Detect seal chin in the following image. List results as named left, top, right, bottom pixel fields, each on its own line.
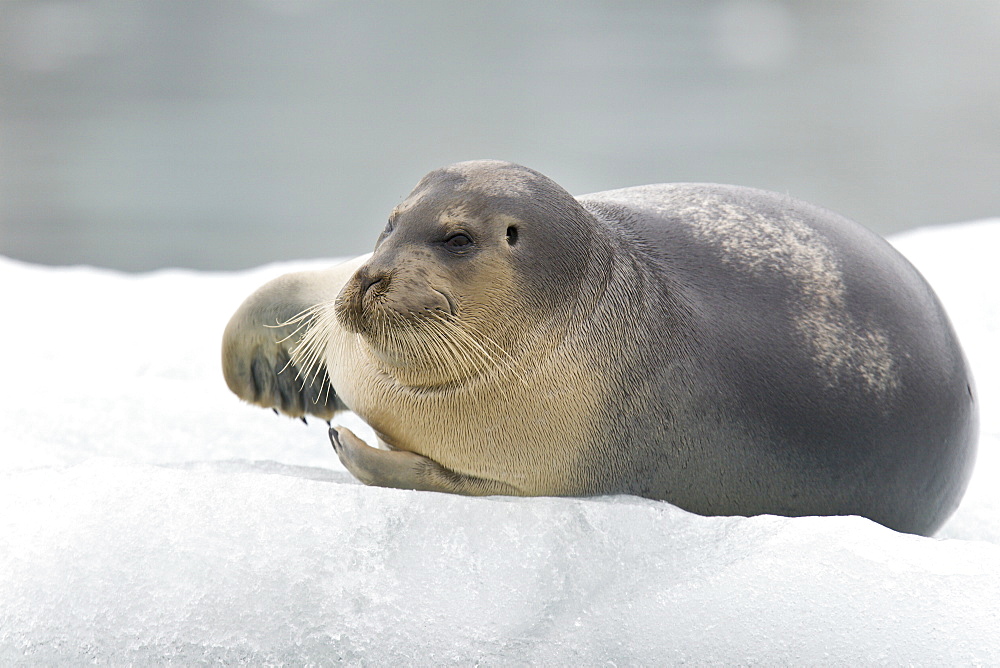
left=367, top=344, right=472, bottom=392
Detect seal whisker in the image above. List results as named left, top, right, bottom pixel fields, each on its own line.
left=413, top=314, right=463, bottom=380
left=272, top=301, right=329, bottom=342
left=433, top=317, right=504, bottom=379
left=419, top=311, right=476, bottom=378
left=424, top=310, right=528, bottom=385
left=415, top=311, right=482, bottom=378
left=289, top=300, right=339, bottom=395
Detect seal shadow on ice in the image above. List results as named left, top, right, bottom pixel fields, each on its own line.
left=222, top=160, right=977, bottom=537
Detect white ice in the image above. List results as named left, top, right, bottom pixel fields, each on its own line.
left=1, top=221, right=999, bottom=664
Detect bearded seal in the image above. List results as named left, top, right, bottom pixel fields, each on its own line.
left=222, top=160, right=977, bottom=536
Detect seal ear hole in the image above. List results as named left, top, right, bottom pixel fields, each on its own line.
left=506, top=226, right=519, bottom=246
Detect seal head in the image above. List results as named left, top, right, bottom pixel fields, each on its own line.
left=332, top=160, right=604, bottom=390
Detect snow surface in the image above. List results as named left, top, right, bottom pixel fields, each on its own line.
left=2, top=220, right=999, bottom=664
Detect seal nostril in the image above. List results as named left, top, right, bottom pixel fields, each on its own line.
left=359, top=270, right=390, bottom=295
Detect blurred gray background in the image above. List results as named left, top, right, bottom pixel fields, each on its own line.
left=1, top=0, right=998, bottom=272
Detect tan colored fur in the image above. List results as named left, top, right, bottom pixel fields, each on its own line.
left=292, top=255, right=603, bottom=496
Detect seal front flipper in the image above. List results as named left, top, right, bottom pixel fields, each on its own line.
left=329, top=427, right=520, bottom=496
left=221, top=257, right=367, bottom=420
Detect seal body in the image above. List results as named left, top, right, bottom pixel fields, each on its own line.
left=222, top=160, right=977, bottom=536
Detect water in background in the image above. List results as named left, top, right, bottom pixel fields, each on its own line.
left=2, top=0, right=998, bottom=271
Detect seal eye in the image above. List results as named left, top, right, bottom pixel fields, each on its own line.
left=444, top=233, right=472, bottom=252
